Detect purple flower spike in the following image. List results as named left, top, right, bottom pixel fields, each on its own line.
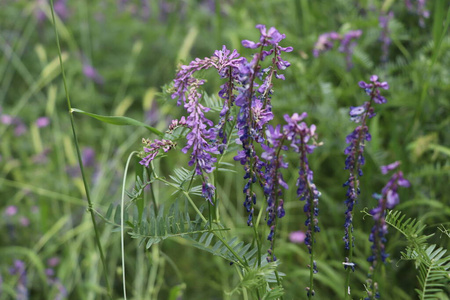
left=367, top=165, right=410, bottom=298
left=343, top=75, right=389, bottom=253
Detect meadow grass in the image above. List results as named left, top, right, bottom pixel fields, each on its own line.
left=1, top=1, right=449, bottom=299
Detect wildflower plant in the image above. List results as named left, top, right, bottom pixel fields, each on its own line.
left=128, top=25, right=324, bottom=297
left=342, top=75, right=389, bottom=299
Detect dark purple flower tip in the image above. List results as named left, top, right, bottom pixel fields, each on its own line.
left=242, top=39, right=260, bottom=49
left=380, top=161, right=400, bottom=174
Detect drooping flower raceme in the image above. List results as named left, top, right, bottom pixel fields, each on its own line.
left=365, top=162, right=410, bottom=299
left=261, top=112, right=321, bottom=271
left=234, top=24, right=293, bottom=226
left=168, top=46, right=245, bottom=204
left=284, top=112, right=321, bottom=296
left=343, top=75, right=389, bottom=262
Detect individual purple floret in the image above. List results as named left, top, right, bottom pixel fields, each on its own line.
left=312, top=32, right=341, bottom=57
left=343, top=75, right=389, bottom=254
left=366, top=162, right=410, bottom=299
left=379, top=11, right=394, bottom=63
left=338, top=30, right=363, bottom=70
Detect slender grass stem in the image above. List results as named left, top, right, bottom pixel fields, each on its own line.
left=49, top=1, right=112, bottom=298
left=120, top=151, right=138, bottom=300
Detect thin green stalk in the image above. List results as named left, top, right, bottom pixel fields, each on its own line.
left=121, top=151, right=139, bottom=300
left=49, top=1, right=112, bottom=298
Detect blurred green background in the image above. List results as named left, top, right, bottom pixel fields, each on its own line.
left=0, top=0, right=449, bottom=299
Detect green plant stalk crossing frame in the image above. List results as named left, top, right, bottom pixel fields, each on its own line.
left=49, top=1, right=112, bottom=298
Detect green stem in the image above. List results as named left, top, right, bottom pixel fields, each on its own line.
left=49, top=1, right=112, bottom=298
left=121, top=152, right=139, bottom=300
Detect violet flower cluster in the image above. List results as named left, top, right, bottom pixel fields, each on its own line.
left=313, top=30, right=363, bottom=70
left=343, top=75, right=389, bottom=255
left=365, top=162, right=410, bottom=299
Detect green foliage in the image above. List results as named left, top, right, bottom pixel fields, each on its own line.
left=386, top=210, right=450, bottom=299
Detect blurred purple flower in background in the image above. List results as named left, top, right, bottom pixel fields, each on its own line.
left=83, top=64, right=104, bottom=85
left=289, top=230, right=306, bottom=244
left=35, top=0, right=70, bottom=23
left=9, top=260, right=28, bottom=300
left=5, top=205, right=18, bottom=216
left=338, top=30, right=363, bottom=70
left=1, top=113, right=27, bottom=136
left=36, top=117, right=50, bottom=128
left=405, top=0, right=429, bottom=27
left=313, top=32, right=341, bottom=57
left=313, top=29, right=362, bottom=69
left=379, top=11, right=394, bottom=63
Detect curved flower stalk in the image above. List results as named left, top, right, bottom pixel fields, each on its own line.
left=343, top=75, right=389, bottom=299
left=365, top=162, right=410, bottom=300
